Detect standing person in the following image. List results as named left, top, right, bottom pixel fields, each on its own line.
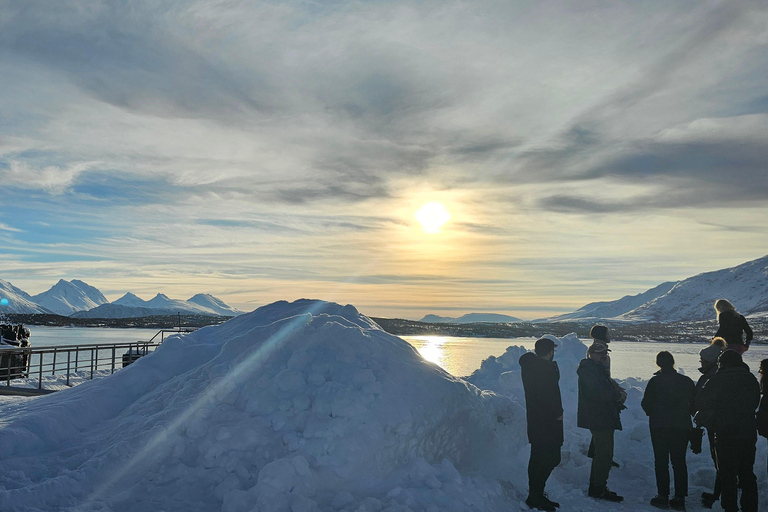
left=714, top=299, right=753, bottom=354
left=695, top=337, right=726, bottom=509
left=577, top=343, right=625, bottom=502
left=519, top=336, right=563, bottom=512
left=697, top=350, right=760, bottom=512
left=756, top=360, right=768, bottom=475
left=641, top=351, right=696, bottom=511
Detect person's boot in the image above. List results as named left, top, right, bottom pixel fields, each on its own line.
left=588, top=485, right=623, bottom=502
left=542, top=493, right=560, bottom=508
left=669, top=495, right=685, bottom=511
left=701, top=492, right=718, bottom=509
left=650, top=495, right=669, bottom=509
left=525, top=494, right=556, bottom=512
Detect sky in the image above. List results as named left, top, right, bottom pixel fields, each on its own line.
left=0, top=0, right=767, bottom=320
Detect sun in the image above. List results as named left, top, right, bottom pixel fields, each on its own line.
left=414, top=202, right=451, bottom=234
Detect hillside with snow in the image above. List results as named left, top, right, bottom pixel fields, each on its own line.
left=542, top=254, right=768, bottom=323
left=620, top=255, right=768, bottom=322
left=31, top=279, right=109, bottom=316
left=0, top=279, right=51, bottom=314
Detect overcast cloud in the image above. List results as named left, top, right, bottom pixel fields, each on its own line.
left=0, top=0, right=766, bottom=318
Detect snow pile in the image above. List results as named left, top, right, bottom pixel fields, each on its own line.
left=0, top=300, right=522, bottom=512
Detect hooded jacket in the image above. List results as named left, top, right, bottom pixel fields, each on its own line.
left=696, top=362, right=760, bottom=440
left=715, top=310, right=753, bottom=348
left=519, top=352, right=564, bottom=445
left=577, top=358, right=622, bottom=431
left=641, top=367, right=695, bottom=430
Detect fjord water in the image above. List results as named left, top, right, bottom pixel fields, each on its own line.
left=403, top=335, right=768, bottom=379
left=22, top=327, right=766, bottom=380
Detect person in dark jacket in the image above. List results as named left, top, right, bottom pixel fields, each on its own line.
left=696, top=350, right=760, bottom=512
left=577, top=343, right=624, bottom=502
left=714, top=299, right=753, bottom=354
left=695, top=338, right=726, bottom=509
left=756, top=360, right=768, bottom=476
left=641, top=351, right=695, bottom=511
left=520, top=336, right=563, bottom=512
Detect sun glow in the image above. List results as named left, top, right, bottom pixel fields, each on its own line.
left=414, top=202, right=451, bottom=234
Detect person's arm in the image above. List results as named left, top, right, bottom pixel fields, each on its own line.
left=743, top=315, right=753, bottom=346
left=641, top=378, right=655, bottom=416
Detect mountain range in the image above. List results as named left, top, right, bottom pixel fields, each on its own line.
left=0, top=279, right=242, bottom=318
left=419, top=313, right=523, bottom=324
left=419, top=253, right=768, bottom=324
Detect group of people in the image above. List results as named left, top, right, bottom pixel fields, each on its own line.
left=519, top=299, right=759, bottom=512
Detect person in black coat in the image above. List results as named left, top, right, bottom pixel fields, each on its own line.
left=714, top=299, right=753, bottom=354
left=520, top=336, right=563, bottom=512
left=756, top=360, right=768, bottom=476
left=695, top=337, right=726, bottom=509
left=641, top=351, right=695, bottom=511
left=696, top=350, right=760, bottom=512
left=577, top=343, right=625, bottom=502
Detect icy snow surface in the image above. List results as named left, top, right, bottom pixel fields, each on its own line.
left=1, top=299, right=767, bottom=512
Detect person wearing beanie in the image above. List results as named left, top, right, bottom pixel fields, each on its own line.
left=714, top=299, right=753, bottom=354
left=642, top=352, right=695, bottom=511
left=696, top=350, right=760, bottom=512
left=695, top=337, right=727, bottom=508
left=589, top=325, right=612, bottom=371
left=577, top=342, right=624, bottom=502
left=519, top=336, right=564, bottom=511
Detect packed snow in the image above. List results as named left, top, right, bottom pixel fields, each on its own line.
left=1, top=299, right=767, bottom=512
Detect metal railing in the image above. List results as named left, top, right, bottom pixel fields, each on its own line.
left=0, top=328, right=196, bottom=390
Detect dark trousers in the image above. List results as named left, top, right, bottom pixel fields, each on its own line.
left=714, top=435, right=758, bottom=512
left=528, top=443, right=561, bottom=497
left=707, top=429, right=721, bottom=498
left=588, top=429, right=614, bottom=489
left=650, top=427, right=689, bottom=497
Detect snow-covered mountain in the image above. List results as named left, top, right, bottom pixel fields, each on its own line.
left=543, top=254, right=768, bottom=323
left=0, top=279, right=51, bottom=314
left=543, top=281, right=678, bottom=322
left=188, top=293, right=243, bottom=316
left=31, top=279, right=109, bottom=316
left=87, top=292, right=241, bottom=318
left=420, top=313, right=523, bottom=323
left=620, top=255, right=768, bottom=322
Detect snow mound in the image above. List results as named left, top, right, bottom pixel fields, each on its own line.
left=0, top=300, right=522, bottom=512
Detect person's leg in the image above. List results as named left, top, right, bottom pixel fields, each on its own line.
left=528, top=443, right=546, bottom=498
left=669, top=428, right=689, bottom=497
left=650, top=428, right=671, bottom=497
left=589, top=429, right=614, bottom=490
left=715, top=434, right=739, bottom=512
left=736, top=439, right=757, bottom=512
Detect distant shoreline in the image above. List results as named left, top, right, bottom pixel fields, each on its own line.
left=3, top=313, right=763, bottom=344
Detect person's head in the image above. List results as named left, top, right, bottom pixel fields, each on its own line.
left=717, top=349, right=742, bottom=370
left=714, top=299, right=736, bottom=315
left=587, top=342, right=610, bottom=366
left=534, top=335, right=558, bottom=360
left=589, top=324, right=610, bottom=343
left=656, top=351, right=675, bottom=370
left=700, top=338, right=726, bottom=370
left=760, top=359, right=768, bottom=389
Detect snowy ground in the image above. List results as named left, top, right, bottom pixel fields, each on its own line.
left=0, top=299, right=766, bottom=512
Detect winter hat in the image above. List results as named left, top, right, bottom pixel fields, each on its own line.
left=718, top=349, right=742, bottom=369
left=534, top=335, right=558, bottom=356
left=589, top=325, right=610, bottom=343
left=700, top=343, right=724, bottom=363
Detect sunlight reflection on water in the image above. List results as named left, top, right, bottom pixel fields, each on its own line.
left=403, top=335, right=768, bottom=380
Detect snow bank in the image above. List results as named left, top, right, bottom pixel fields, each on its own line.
left=1, top=302, right=766, bottom=512
left=0, top=300, right=521, bottom=512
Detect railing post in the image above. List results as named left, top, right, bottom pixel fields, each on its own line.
left=66, top=350, right=71, bottom=387
left=75, top=349, right=79, bottom=373
left=38, top=352, right=43, bottom=389
left=52, top=348, right=57, bottom=376
left=90, top=348, right=95, bottom=380
left=111, top=346, right=116, bottom=374
left=6, top=354, right=11, bottom=387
